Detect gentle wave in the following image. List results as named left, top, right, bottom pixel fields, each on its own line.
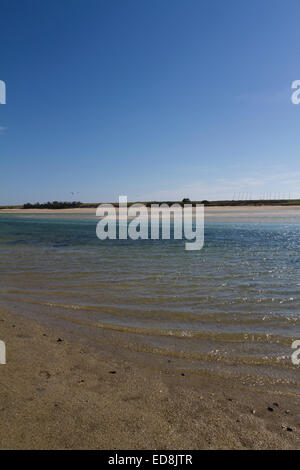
left=1, top=213, right=300, bottom=392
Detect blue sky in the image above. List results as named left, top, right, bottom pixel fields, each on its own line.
left=1, top=0, right=300, bottom=204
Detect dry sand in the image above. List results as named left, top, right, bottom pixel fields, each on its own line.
left=1, top=205, right=300, bottom=215
left=0, top=306, right=299, bottom=450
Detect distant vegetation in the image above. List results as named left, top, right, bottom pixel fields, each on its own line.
left=23, top=201, right=82, bottom=209
left=0, top=199, right=298, bottom=210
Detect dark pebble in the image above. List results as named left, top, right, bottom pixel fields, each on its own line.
left=268, top=407, right=274, bottom=412
left=109, top=370, right=116, bottom=374
left=57, top=338, right=63, bottom=342
left=287, top=427, right=293, bottom=432
left=181, top=373, right=185, bottom=376
left=273, top=402, right=279, bottom=407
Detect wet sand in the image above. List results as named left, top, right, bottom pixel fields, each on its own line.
left=0, top=306, right=299, bottom=449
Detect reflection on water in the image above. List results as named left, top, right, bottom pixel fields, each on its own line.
left=0, top=210, right=300, bottom=393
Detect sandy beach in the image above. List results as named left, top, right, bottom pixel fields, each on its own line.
left=0, top=306, right=299, bottom=449
left=1, top=205, right=300, bottom=216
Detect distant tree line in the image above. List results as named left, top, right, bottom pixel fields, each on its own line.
left=17, top=199, right=300, bottom=210
left=23, top=201, right=82, bottom=209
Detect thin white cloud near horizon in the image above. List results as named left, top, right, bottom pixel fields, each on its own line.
left=139, top=168, right=300, bottom=202
left=2, top=165, right=300, bottom=205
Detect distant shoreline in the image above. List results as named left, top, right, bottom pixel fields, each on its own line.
left=2, top=199, right=300, bottom=213
left=1, top=204, right=300, bottom=214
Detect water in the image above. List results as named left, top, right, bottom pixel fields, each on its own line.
left=1, top=209, right=300, bottom=392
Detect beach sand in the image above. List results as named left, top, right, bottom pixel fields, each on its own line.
left=1, top=205, right=300, bottom=217
left=0, top=306, right=299, bottom=450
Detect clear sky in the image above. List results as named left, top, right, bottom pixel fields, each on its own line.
left=1, top=0, right=300, bottom=204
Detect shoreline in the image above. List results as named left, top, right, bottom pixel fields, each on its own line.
left=0, top=306, right=299, bottom=449
left=1, top=205, right=300, bottom=214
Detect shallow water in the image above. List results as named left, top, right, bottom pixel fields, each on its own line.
left=1, top=210, right=300, bottom=392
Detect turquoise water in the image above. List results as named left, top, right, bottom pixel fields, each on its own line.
left=1, top=211, right=300, bottom=391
